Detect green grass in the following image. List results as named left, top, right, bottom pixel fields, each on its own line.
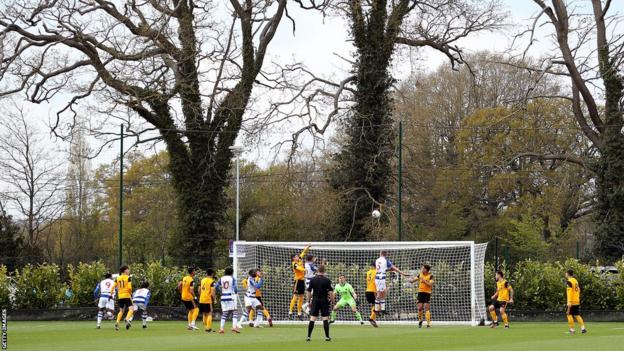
left=6, top=321, right=624, bottom=351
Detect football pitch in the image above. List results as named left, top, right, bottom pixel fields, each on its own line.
left=6, top=321, right=624, bottom=351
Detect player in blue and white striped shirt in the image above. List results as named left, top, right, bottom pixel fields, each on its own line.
left=94, top=273, right=115, bottom=329
left=126, top=281, right=151, bottom=329
left=216, top=267, right=240, bottom=334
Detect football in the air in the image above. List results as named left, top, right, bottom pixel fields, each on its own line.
left=372, top=210, right=381, bottom=219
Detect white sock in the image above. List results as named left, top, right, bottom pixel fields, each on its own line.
left=220, top=313, right=227, bottom=330
left=254, top=309, right=263, bottom=327
left=233, top=317, right=238, bottom=328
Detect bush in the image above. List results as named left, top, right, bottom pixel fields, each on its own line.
left=0, top=265, right=11, bottom=308
left=13, top=264, right=65, bottom=309
left=68, top=261, right=107, bottom=307
left=141, top=262, right=184, bottom=306
left=1, top=259, right=623, bottom=311
left=510, top=260, right=562, bottom=311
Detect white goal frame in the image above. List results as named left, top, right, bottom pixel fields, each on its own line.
left=232, top=241, right=488, bottom=326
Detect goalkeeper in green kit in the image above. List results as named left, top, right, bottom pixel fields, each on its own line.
left=330, top=274, right=364, bottom=325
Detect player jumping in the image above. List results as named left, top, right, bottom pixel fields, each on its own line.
left=374, top=250, right=408, bottom=315
left=289, top=244, right=310, bottom=320
left=409, top=264, right=434, bottom=328
left=330, top=274, right=364, bottom=325
left=126, top=281, right=151, bottom=329
left=179, top=267, right=199, bottom=330
left=111, top=265, right=133, bottom=331
left=94, top=272, right=115, bottom=329
left=489, top=270, right=513, bottom=328
left=565, top=269, right=587, bottom=334
left=216, top=267, right=240, bottom=334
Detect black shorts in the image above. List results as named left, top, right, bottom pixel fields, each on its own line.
left=310, top=299, right=330, bottom=317
left=493, top=300, right=508, bottom=309
left=567, top=305, right=580, bottom=316
left=294, top=280, right=305, bottom=295
left=182, top=300, right=196, bottom=311
left=118, top=298, right=132, bottom=309
left=417, top=292, right=431, bottom=304
left=199, top=303, right=212, bottom=313
left=366, top=292, right=376, bottom=305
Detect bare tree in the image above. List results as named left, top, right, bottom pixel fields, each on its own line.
left=0, top=105, right=63, bottom=261
left=514, top=0, right=624, bottom=260
left=0, top=0, right=289, bottom=266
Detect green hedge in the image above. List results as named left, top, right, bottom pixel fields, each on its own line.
left=484, top=258, right=621, bottom=311
left=1, top=259, right=623, bottom=310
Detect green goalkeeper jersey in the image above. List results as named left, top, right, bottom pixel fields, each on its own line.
left=335, top=283, right=355, bottom=300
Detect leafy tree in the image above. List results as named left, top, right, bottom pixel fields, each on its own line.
left=323, top=0, right=503, bottom=240
left=521, top=0, right=624, bottom=260
left=0, top=201, right=23, bottom=271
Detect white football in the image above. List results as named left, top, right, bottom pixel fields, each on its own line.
left=372, top=210, right=381, bottom=219
left=302, top=302, right=310, bottom=315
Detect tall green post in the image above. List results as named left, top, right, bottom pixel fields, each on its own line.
left=119, top=124, right=124, bottom=268
left=398, top=121, right=403, bottom=241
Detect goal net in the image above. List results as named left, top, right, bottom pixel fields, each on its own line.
left=232, top=241, right=488, bottom=325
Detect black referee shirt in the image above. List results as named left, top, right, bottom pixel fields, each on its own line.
left=307, top=274, right=333, bottom=300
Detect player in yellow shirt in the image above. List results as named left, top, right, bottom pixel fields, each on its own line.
left=111, top=265, right=133, bottom=331
left=410, top=264, right=434, bottom=328
left=199, top=269, right=216, bottom=332
left=248, top=269, right=273, bottom=327
left=565, top=269, right=587, bottom=334
left=488, top=270, right=513, bottom=328
left=289, top=244, right=310, bottom=320
left=365, top=262, right=378, bottom=327
left=178, top=267, right=199, bottom=330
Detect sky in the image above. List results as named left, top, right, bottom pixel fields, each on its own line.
left=1, top=0, right=623, bottom=215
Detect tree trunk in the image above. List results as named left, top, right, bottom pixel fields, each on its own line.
left=330, top=0, right=401, bottom=240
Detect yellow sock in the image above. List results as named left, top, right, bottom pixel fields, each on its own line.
left=191, top=308, right=199, bottom=323
left=202, top=314, right=207, bottom=329
left=501, top=313, right=508, bottom=325
left=370, top=307, right=376, bottom=321
left=575, top=315, right=585, bottom=329
left=263, top=308, right=270, bottom=319
left=187, top=311, right=192, bottom=325
left=425, top=310, right=431, bottom=325
left=297, top=296, right=304, bottom=313
left=418, top=310, right=423, bottom=321
left=567, top=315, right=575, bottom=329
left=116, top=311, right=123, bottom=323
left=289, top=295, right=297, bottom=313
left=249, top=309, right=255, bottom=321
left=125, top=309, right=134, bottom=322
left=207, top=314, right=213, bottom=329
left=489, top=310, right=497, bottom=322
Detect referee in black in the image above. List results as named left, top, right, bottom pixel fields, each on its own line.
left=306, top=264, right=335, bottom=341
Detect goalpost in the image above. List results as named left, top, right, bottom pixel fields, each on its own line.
left=232, top=241, right=488, bottom=325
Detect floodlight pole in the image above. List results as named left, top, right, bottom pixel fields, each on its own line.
left=230, top=145, right=244, bottom=279
left=118, top=124, right=124, bottom=268
left=398, top=121, right=403, bottom=241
